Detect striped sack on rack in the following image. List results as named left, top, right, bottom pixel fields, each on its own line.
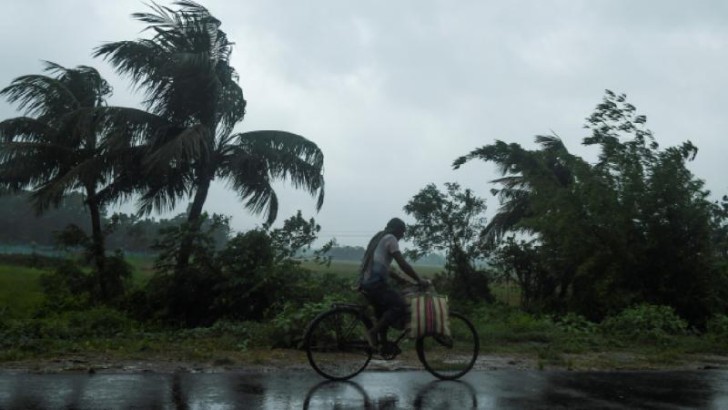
left=409, top=294, right=450, bottom=338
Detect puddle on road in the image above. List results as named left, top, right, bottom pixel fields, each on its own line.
left=1, top=370, right=727, bottom=409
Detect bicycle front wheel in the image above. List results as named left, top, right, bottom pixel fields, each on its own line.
left=304, top=308, right=373, bottom=381
left=416, top=312, right=479, bottom=380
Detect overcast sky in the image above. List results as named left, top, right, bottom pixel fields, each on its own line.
left=2, top=0, right=727, bottom=247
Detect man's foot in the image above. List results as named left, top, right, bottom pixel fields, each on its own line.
left=380, top=341, right=402, bottom=360
left=364, top=329, right=378, bottom=349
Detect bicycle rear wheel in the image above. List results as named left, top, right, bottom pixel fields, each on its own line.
left=416, top=312, right=479, bottom=380
left=304, top=307, right=373, bottom=381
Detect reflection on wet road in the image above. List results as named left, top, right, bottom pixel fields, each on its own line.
left=1, top=370, right=727, bottom=409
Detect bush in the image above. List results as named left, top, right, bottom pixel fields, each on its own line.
left=66, top=307, right=135, bottom=337
left=0, top=307, right=136, bottom=346
left=39, top=260, right=94, bottom=311
left=553, top=312, right=597, bottom=335
left=214, top=230, right=280, bottom=321
left=469, top=303, right=557, bottom=344
left=706, top=314, right=728, bottom=339
left=268, top=295, right=349, bottom=348
left=0, top=318, right=70, bottom=346
left=99, top=252, right=133, bottom=303
left=36, top=252, right=132, bottom=312
left=600, top=304, right=689, bottom=343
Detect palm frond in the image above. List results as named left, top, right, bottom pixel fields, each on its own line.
left=0, top=74, right=79, bottom=119
left=135, top=171, right=191, bottom=215
left=0, top=140, right=74, bottom=160
left=453, top=140, right=526, bottom=177
left=41, top=62, right=112, bottom=106
left=93, top=40, right=168, bottom=96
left=224, top=169, right=279, bottom=224
left=94, top=0, right=241, bottom=131
left=0, top=117, right=55, bottom=142
left=143, top=124, right=211, bottom=169
left=535, top=134, right=566, bottom=151
left=490, top=175, right=527, bottom=190
left=133, top=2, right=179, bottom=29
left=27, top=156, right=104, bottom=213
left=232, top=130, right=325, bottom=210
left=96, top=106, right=170, bottom=149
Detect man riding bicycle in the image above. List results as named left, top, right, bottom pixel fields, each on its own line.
left=359, top=217, right=427, bottom=350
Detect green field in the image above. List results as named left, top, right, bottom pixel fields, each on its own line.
left=124, top=255, right=156, bottom=284
left=0, top=265, right=45, bottom=318
left=300, top=259, right=444, bottom=277
left=301, top=260, right=521, bottom=305
left=0, top=257, right=517, bottom=321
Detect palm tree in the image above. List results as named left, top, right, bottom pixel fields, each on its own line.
left=0, top=62, right=123, bottom=300
left=94, top=1, right=325, bottom=272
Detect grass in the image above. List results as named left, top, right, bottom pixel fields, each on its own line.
left=124, top=255, right=156, bottom=285
left=0, top=264, right=45, bottom=319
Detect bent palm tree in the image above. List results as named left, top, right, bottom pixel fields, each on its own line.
left=94, top=1, right=324, bottom=271
left=0, top=62, right=124, bottom=300
left=452, top=135, right=576, bottom=243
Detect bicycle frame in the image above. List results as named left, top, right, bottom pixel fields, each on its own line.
left=330, top=302, right=410, bottom=357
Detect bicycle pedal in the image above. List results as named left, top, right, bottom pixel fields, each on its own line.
left=379, top=342, right=401, bottom=360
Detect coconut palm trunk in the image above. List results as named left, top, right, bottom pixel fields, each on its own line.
left=85, top=187, right=108, bottom=300
left=175, top=172, right=212, bottom=272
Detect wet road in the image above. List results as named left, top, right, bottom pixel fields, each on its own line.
left=1, top=369, right=727, bottom=409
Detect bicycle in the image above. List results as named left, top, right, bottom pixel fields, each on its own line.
left=303, top=286, right=479, bottom=381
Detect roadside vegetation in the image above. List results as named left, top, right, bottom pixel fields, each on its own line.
left=1, top=248, right=727, bottom=371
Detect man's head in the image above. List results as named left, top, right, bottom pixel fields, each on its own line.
left=385, top=217, right=406, bottom=240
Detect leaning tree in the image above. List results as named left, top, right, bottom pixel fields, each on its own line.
left=94, top=1, right=325, bottom=273
left=0, top=62, right=128, bottom=301
left=454, top=91, right=725, bottom=324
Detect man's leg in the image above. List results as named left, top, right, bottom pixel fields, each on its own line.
left=363, top=287, right=385, bottom=347
left=367, top=286, right=407, bottom=344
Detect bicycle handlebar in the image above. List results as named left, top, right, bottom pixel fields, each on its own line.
left=403, top=280, right=435, bottom=296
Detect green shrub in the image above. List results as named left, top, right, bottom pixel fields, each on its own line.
left=38, top=261, right=94, bottom=311
left=600, top=304, right=688, bottom=343
left=268, top=295, right=349, bottom=348
left=0, top=307, right=136, bottom=347
left=99, top=252, right=133, bottom=303
left=0, top=317, right=70, bottom=347
left=469, top=303, right=557, bottom=345
left=706, top=314, right=728, bottom=339
left=37, top=253, right=132, bottom=312
left=66, top=307, right=135, bottom=337
left=553, top=313, right=597, bottom=334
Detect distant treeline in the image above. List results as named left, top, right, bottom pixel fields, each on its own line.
left=0, top=190, right=227, bottom=254
left=0, top=190, right=446, bottom=264
left=310, top=245, right=445, bottom=266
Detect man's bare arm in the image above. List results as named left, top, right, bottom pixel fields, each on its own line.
left=392, top=251, right=424, bottom=284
